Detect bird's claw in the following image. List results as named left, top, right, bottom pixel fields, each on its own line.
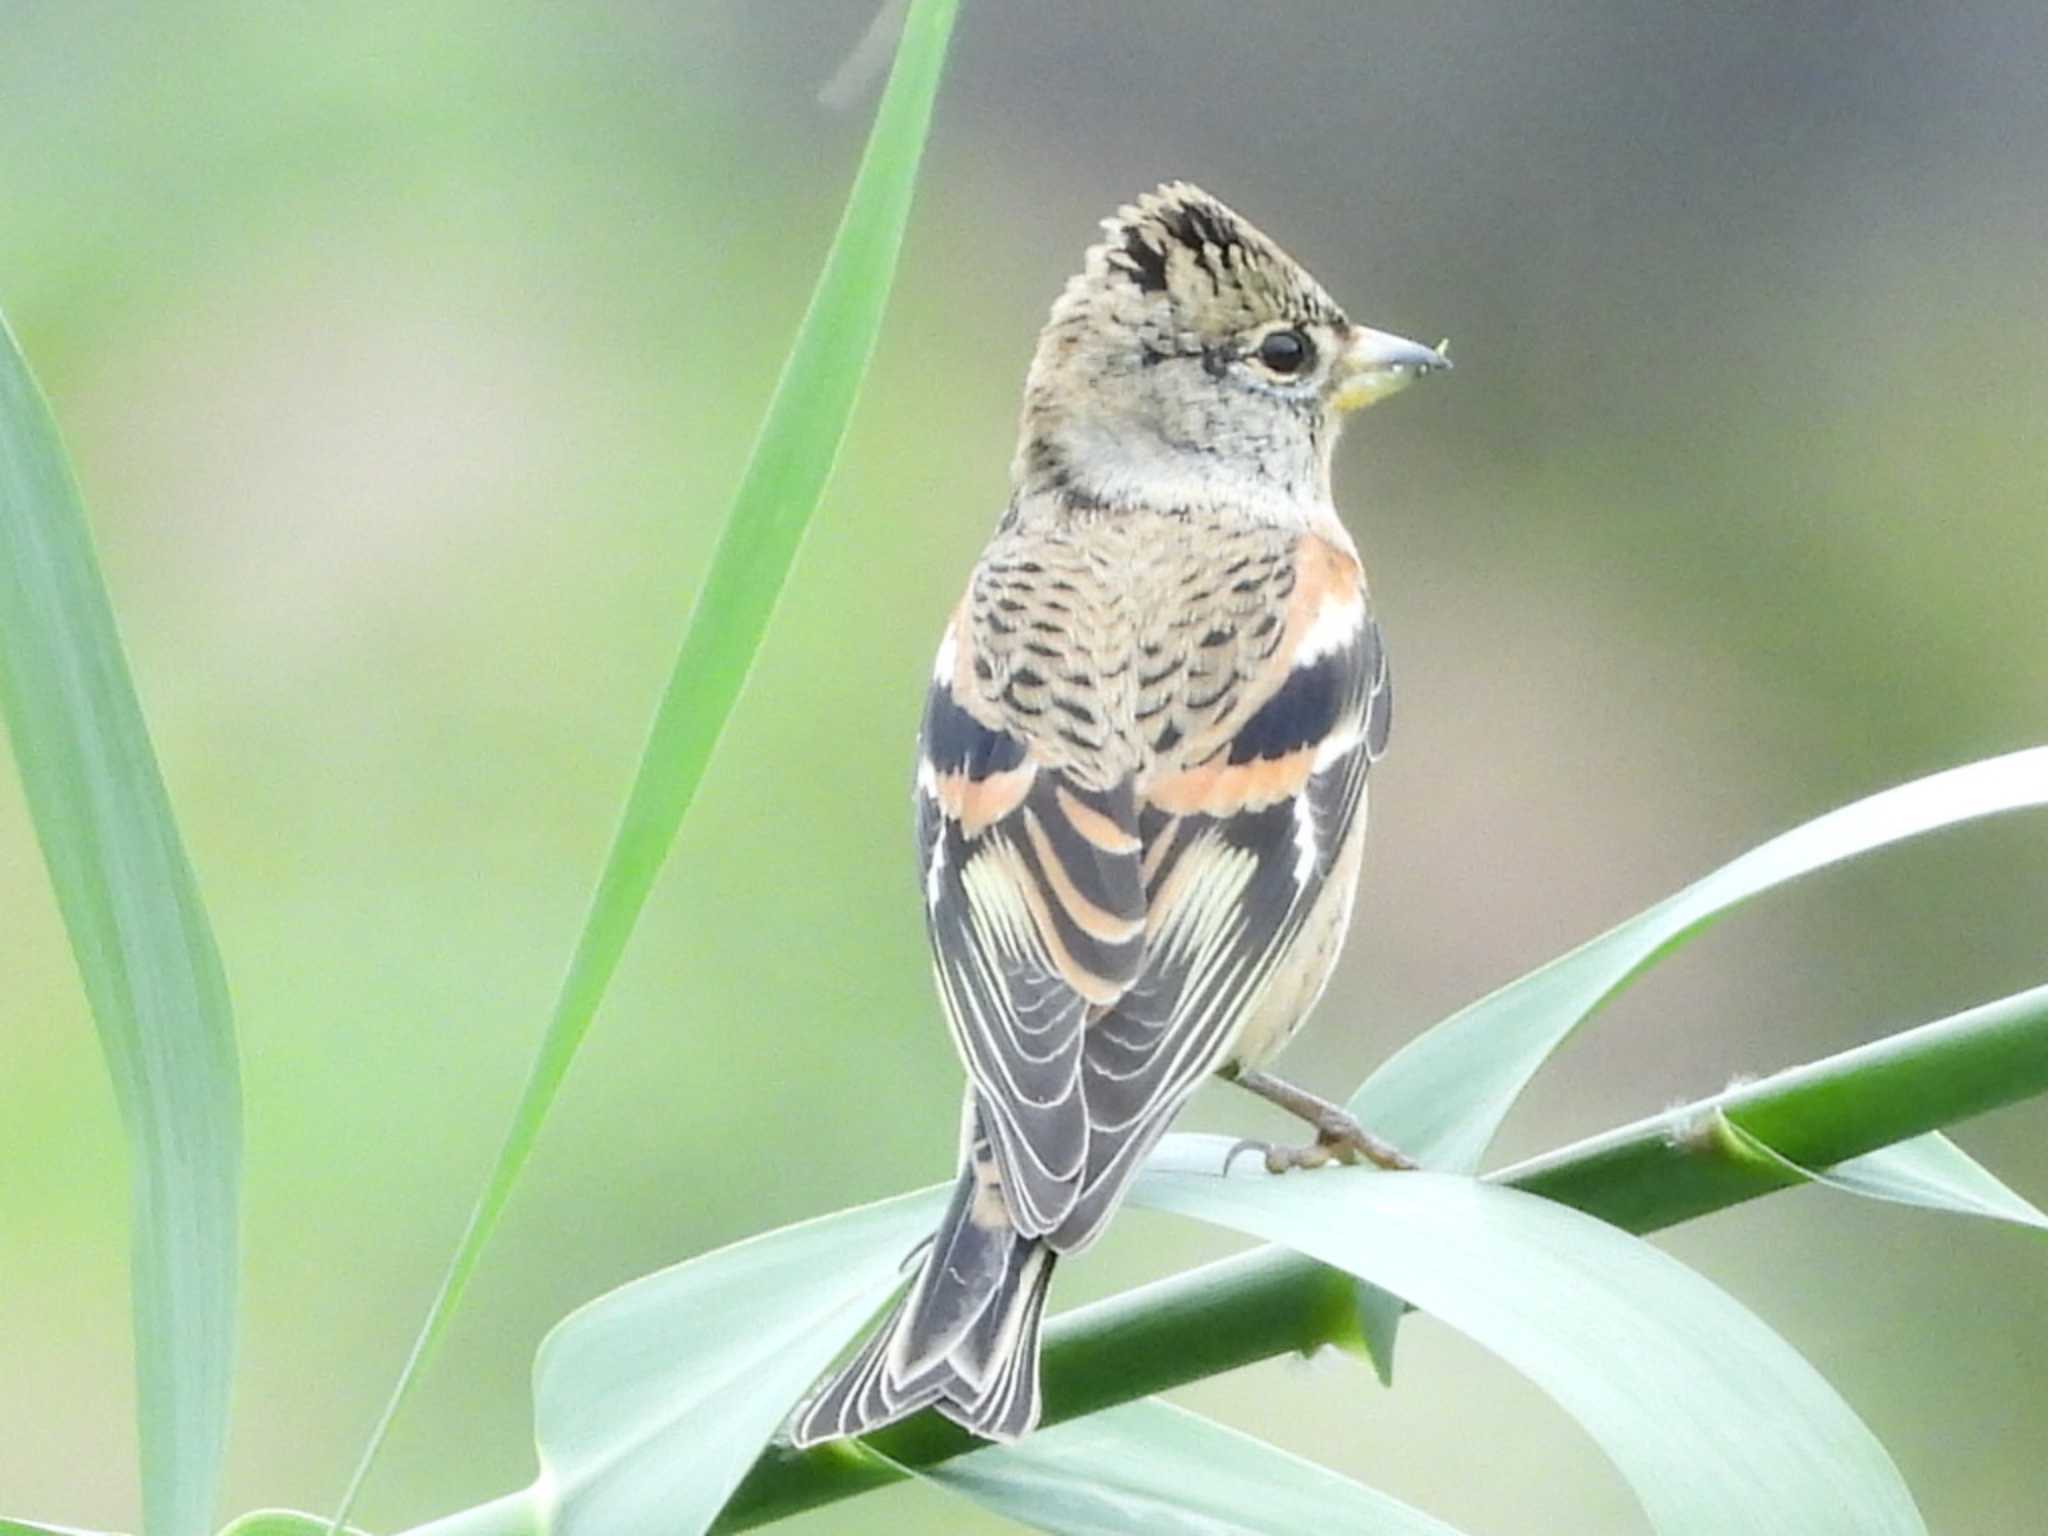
left=1221, top=1112, right=1416, bottom=1177
left=1222, top=1137, right=1279, bottom=1175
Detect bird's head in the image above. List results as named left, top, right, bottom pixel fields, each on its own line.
left=1015, top=182, right=1447, bottom=514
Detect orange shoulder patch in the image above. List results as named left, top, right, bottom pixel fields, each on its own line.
left=1144, top=746, right=1317, bottom=818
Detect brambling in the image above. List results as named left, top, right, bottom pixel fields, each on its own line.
left=792, top=183, right=1448, bottom=1447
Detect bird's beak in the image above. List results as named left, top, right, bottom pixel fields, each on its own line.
left=1331, top=326, right=1452, bottom=412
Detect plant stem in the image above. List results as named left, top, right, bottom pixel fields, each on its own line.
left=712, top=981, right=2048, bottom=1530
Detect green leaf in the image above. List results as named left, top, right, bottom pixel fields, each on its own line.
left=1132, top=1145, right=1926, bottom=1536
left=1354, top=747, right=2048, bottom=1173
left=328, top=0, right=960, bottom=1522
left=392, top=1498, right=536, bottom=1536
left=1, top=1519, right=124, bottom=1536
left=347, top=1191, right=946, bottom=1536
left=672, top=989, right=2048, bottom=1532
left=922, top=1399, right=1471, bottom=1535
left=1721, top=1122, right=2048, bottom=1231
left=1348, top=1281, right=1405, bottom=1388
left=392, top=1494, right=538, bottom=1536
left=531, top=1186, right=946, bottom=1536
left=217, top=1515, right=373, bottom=1536
left=0, top=320, right=241, bottom=1535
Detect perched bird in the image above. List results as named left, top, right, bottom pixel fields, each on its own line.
left=791, top=182, right=1448, bottom=1448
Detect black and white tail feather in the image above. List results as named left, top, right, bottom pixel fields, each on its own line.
left=790, top=1102, right=1054, bottom=1444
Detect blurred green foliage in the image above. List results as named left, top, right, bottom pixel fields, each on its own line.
left=2, top=3, right=2043, bottom=1533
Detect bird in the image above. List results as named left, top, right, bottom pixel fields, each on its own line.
left=789, top=181, right=1449, bottom=1448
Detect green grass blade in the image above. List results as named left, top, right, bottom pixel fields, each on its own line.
left=1722, top=1123, right=2048, bottom=1231
left=0, top=319, right=240, bottom=1536
left=1132, top=1152, right=1926, bottom=1536
left=350, top=1191, right=944, bottom=1536
left=328, top=2, right=959, bottom=1521
left=532, top=1187, right=947, bottom=1535
left=922, top=1400, right=1472, bottom=1534
left=1352, top=747, right=2048, bottom=1172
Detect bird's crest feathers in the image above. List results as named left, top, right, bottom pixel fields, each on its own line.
left=1062, top=181, right=1346, bottom=341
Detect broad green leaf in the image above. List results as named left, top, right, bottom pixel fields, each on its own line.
left=619, top=988, right=2048, bottom=1532
left=531, top=1186, right=946, bottom=1536
left=1, top=1519, right=122, bottom=1536
left=0, top=319, right=240, bottom=1535
left=924, top=1399, right=1470, bottom=1535
left=1352, top=1122, right=2048, bottom=1390
left=329, top=0, right=960, bottom=1521
left=1722, top=1122, right=2048, bottom=1231
left=1132, top=1144, right=1925, bottom=1536
left=1354, top=748, right=2048, bottom=1173
left=353, top=1191, right=945, bottom=1536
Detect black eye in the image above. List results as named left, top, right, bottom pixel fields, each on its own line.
left=1256, top=328, right=1312, bottom=375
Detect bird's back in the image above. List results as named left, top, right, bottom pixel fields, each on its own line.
left=956, top=497, right=1338, bottom=794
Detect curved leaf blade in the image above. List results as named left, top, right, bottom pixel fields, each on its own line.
left=224, top=1501, right=540, bottom=1536
left=1722, top=1122, right=2048, bottom=1232
left=217, top=1516, right=373, bottom=1536
left=531, top=1187, right=946, bottom=1536
left=391, top=1494, right=537, bottom=1536
left=0, top=318, right=240, bottom=1536
left=1133, top=1146, right=1926, bottom=1536
left=924, top=1399, right=1470, bottom=1535
left=330, top=0, right=960, bottom=1520
left=1354, top=748, right=2048, bottom=1173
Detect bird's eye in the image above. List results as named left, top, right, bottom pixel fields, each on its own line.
left=1255, top=328, right=1313, bottom=376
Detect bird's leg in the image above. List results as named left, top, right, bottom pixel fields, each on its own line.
left=1222, top=1067, right=1416, bottom=1174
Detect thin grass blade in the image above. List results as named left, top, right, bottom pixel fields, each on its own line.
left=1720, top=1121, right=2048, bottom=1231
left=1352, top=748, right=2048, bottom=1173
left=327, top=1, right=959, bottom=1521
left=0, top=318, right=240, bottom=1536
left=1132, top=1147, right=1925, bottom=1535
left=921, top=1399, right=1472, bottom=1534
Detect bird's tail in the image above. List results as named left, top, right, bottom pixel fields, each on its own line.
left=789, top=1126, right=1055, bottom=1447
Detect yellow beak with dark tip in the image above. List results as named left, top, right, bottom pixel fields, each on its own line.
left=1331, top=326, right=1452, bottom=412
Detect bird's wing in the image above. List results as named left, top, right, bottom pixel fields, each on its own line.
left=916, top=621, right=1147, bottom=1238
left=1057, top=532, right=1391, bottom=1249
left=917, top=530, right=1389, bottom=1251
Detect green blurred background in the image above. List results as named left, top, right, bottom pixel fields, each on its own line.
left=3, top=2, right=2045, bottom=1530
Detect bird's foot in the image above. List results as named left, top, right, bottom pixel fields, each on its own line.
left=1222, top=1109, right=1415, bottom=1176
